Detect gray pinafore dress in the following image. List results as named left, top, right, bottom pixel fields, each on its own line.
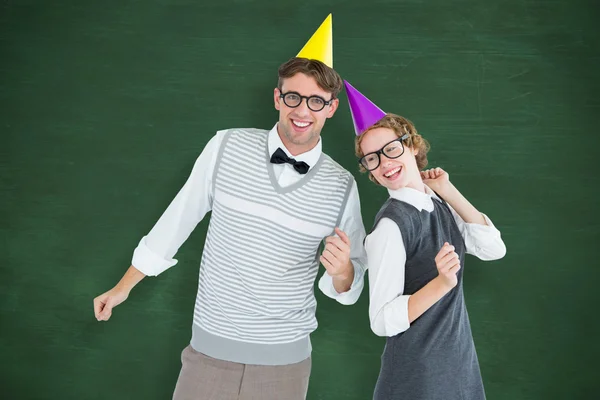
left=372, top=195, right=485, bottom=400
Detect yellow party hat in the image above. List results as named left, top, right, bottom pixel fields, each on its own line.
left=296, top=14, right=333, bottom=68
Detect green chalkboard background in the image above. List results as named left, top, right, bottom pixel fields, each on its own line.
left=1, top=0, right=599, bottom=399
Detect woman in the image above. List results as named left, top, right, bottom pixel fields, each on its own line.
left=345, top=81, right=506, bottom=400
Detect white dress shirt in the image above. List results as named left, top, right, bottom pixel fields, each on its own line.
left=132, top=123, right=367, bottom=305
left=365, top=186, right=507, bottom=337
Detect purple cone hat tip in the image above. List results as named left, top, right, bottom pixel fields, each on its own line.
left=344, top=80, right=387, bottom=136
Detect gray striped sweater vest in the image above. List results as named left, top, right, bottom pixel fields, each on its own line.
left=190, top=128, right=354, bottom=365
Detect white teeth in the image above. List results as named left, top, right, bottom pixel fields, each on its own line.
left=385, top=167, right=401, bottom=178
left=292, top=120, right=310, bottom=128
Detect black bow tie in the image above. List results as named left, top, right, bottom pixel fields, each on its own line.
left=270, top=147, right=310, bottom=175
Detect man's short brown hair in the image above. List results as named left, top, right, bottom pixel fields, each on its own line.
left=278, top=57, right=343, bottom=98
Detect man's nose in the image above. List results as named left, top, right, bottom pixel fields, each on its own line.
left=294, top=99, right=311, bottom=116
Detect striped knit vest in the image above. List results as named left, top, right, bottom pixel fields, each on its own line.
left=190, top=128, right=354, bottom=365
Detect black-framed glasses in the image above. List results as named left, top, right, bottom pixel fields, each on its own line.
left=279, top=91, right=333, bottom=112
left=359, top=134, right=410, bottom=171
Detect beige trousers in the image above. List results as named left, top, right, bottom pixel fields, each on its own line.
left=172, top=345, right=311, bottom=400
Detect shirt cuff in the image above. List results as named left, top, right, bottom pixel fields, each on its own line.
left=318, top=260, right=365, bottom=305
left=462, top=213, right=506, bottom=260
left=131, top=236, right=178, bottom=277
left=464, top=213, right=501, bottom=236
left=382, top=295, right=411, bottom=336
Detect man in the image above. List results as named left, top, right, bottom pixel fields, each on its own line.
left=93, top=14, right=367, bottom=400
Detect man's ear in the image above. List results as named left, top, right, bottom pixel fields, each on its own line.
left=274, top=88, right=281, bottom=111
left=326, top=98, right=339, bottom=118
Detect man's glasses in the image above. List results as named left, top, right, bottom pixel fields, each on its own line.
left=279, top=91, right=333, bottom=112
left=359, top=134, right=410, bottom=171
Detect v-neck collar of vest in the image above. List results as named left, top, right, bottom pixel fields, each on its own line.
left=388, top=186, right=441, bottom=212
left=265, top=137, right=325, bottom=194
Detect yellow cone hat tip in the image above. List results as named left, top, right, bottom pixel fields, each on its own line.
left=296, top=14, right=333, bottom=68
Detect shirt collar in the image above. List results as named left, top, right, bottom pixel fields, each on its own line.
left=267, top=123, right=322, bottom=170
left=387, top=185, right=438, bottom=212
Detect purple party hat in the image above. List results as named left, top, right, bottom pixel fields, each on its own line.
left=344, top=80, right=387, bottom=136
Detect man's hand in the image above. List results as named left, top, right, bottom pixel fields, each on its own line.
left=93, top=286, right=129, bottom=321
left=320, top=227, right=354, bottom=292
